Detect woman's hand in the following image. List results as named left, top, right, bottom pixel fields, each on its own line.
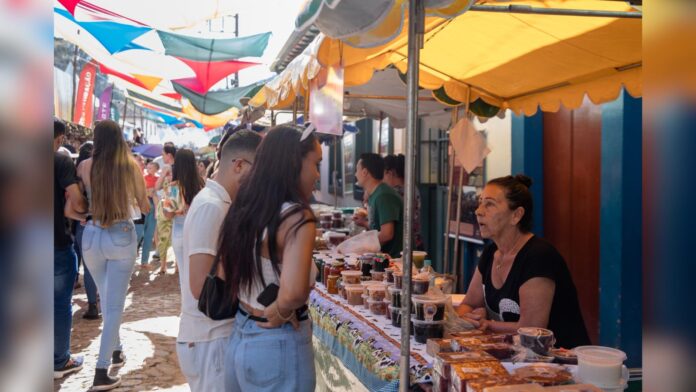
left=257, top=301, right=300, bottom=330
left=460, top=307, right=488, bottom=328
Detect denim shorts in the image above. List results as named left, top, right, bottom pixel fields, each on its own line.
left=224, top=309, right=315, bottom=391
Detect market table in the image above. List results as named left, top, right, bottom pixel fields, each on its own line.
left=309, top=284, right=434, bottom=391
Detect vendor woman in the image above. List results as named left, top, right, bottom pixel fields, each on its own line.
left=456, top=175, right=590, bottom=348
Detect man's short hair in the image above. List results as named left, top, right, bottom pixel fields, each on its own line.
left=54, top=118, right=66, bottom=139
left=220, top=130, right=262, bottom=161
left=147, top=161, right=160, bottom=170
left=359, top=153, right=385, bottom=181
left=163, top=144, right=177, bottom=157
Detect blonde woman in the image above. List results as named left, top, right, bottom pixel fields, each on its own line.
left=74, top=120, right=150, bottom=390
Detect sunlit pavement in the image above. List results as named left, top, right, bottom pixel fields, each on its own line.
left=54, top=250, right=190, bottom=392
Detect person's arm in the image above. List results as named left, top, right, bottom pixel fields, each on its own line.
left=189, top=254, right=215, bottom=299
left=258, top=210, right=315, bottom=329
left=186, top=203, right=225, bottom=299
left=156, top=165, right=171, bottom=190
left=132, top=164, right=150, bottom=214
left=64, top=183, right=88, bottom=221
left=378, top=221, right=395, bottom=244
left=455, top=268, right=489, bottom=325
left=479, top=277, right=555, bottom=334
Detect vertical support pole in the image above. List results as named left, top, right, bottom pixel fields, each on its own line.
left=599, top=91, right=642, bottom=367
left=121, top=98, right=129, bottom=130
left=234, top=13, right=240, bottom=88
left=399, top=1, right=424, bottom=390
left=443, top=108, right=459, bottom=275
left=333, top=135, right=339, bottom=207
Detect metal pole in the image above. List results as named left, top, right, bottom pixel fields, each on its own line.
left=468, top=4, right=642, bottom=18
left=121, top=97, right=129, bottom=130
left=378, top=112, right=383, bottom=154
left=234, top=13, right=240, bottom=87
left=333, top=136, right=339, bottom=207
left=443, top=107, right=460, bottom=275
left=344, top=93, right=437, bottom=101
left=399, top=0, right=424, bottom=390
left=452, top=94, right=470, bottom=291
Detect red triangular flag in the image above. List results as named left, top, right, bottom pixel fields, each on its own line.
left=162, top=92, right=183, bottom=100
left=58, top=0, right=81, bottom=15
left=98, top=64, right=148, bottom=90
left=175, top=57, right=259, bottom=94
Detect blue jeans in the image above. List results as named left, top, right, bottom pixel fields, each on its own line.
left=172, top=215, right=185, bottom=268
left=140, top=198, right=156, bottom=265
left=75, top=223, right=98, bottom=305
left=82, top=220, right=137, bottom=369
left=54, top=245, right=78, bottom=369
left=224, top=309, right=315, bottom=391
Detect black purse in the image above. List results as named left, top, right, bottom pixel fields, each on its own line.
left=197, top=258, right=238, bottom=320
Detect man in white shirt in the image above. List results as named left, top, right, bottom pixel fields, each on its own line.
left=176, top=130, right=262, bottom=391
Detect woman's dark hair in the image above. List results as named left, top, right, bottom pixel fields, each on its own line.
left=384, top=154, right=405, bottom=179
left=487, top=174, right=534, bottom=232
left=172, top=149, right=204, bottom=207
left=77, top=142, right=94, bottom=166
left=218, top=125, right=318, bottom=300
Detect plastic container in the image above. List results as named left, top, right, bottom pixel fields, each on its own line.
left=367, top=298, right=387, bottom=315
left=411, top=318, right=444, bottom=344
left=518, top=327, right=556, bottom=355
left=401, top=250, right=427, bottom=269
left=314, top=257, right=324, bottom=283
left=412, top=295, right=447, bottom=321
left=372, top=256, right=388, bottom=272
left=393, top=271, right=404, bottom=289
left=367, top=284, right=387, bottom=301
left=331, top=217, right=343, bottom=228
left=341, top=270, right=362, bottom=285
left=332, top=210, right=343, bottom=219
left=345, top=284, right=364, bottom=305
left=326, top=275, right=340, bottom=294
left=359, top=255, right=374, bottom=276
left=329, top=262, right=345, bottom=277
left=371, top=270, right=385, bottom=282
left=574, top=346, right=627, bottom=388
left=388, top=305, right=401, bottom=327
left=322, top=263, right=331, bottom=287
left=388, top=286, right=402, bottom=308
left=384, top=267, right=395, bottom=283
left=384, top=299, right=392, bottom=319
left=413, top=276, right=430, bottom=295
left=327, top=232, right=347, bottom=247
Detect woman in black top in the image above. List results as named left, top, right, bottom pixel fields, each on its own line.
left=456, top=175, right=590, bottom=348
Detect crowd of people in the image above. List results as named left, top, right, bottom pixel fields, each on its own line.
left=54, top=117, right=589, bottom=391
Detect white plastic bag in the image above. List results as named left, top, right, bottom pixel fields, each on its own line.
left=336, top=230, right=381, bottom=254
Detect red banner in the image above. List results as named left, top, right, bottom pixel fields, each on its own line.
left=73, top=63, right=96, bottom=127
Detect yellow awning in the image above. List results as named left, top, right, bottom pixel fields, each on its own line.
left=313, top=0, right=641, bottom=115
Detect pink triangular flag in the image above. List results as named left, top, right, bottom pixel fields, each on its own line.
left=449, top=118, right=491, bottom=173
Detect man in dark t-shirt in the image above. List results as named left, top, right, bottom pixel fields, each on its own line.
left=53, top=119, right=88, bottom=379
left=355, top=153, right=403, bottom=257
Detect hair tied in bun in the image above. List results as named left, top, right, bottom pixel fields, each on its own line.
left=514, top=174, right=533, bottom=188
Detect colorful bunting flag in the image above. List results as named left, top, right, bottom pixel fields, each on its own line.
left=172, top=80, right=265, bottom=115
left=174, top=57, right=259, bottom=94
left=73, top=62, right=97, bottom=126
left=157, top=31, right=271, bottom=62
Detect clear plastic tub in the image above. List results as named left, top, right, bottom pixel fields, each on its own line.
left=388, top=305, right=401, bottom=327
left=574, top=345, right=627, bottom=388
left=345, top=284, right=364, bottom=305
left=371, top=270, right=385, bottom=282
left=412, top=295, right=447, bottom=321
left=367, top=298, right=387, bottom=315
left=341, top=270, right=362, bottom=285
left=411, top=318, right=444, bottom=344
left=367, top=284, right=387, bottom=301
left=361, top=294, right=370, bottom=310
left=388, top=286, right=402, bottom=308
left=412, top=276, right=430, bottom=295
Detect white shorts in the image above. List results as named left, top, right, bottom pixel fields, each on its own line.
left=176, top=335, right=231, bottom=392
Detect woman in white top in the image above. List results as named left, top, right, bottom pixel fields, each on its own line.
left=217, top=125, right=321, bottom=391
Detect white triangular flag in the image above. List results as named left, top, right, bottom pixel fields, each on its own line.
left=449, top=118, right=491, bottom=173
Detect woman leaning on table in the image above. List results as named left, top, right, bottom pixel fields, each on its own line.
left=456, top=174, right=591, bottom=349
left=217, top=125, right=322, bottom=391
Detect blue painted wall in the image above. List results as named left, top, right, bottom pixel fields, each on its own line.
left=599, top=91, right=642, bottom=367
left=511, top=112, right=544, bottom=236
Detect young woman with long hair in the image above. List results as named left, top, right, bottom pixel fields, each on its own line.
left=163, top=148, right=204, bottom=275
left=218, top=125, right=321, bottom=391
left=75, top=120, right=150, bottom=390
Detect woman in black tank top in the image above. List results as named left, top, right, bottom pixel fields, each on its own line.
left=455, top=175, right=590, bottom=348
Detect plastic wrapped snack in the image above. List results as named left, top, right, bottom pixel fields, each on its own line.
left=512, top=364, right=573, bottom=386
left=450, top=361, right=510, bottom=392
left=434, top=351, right=497, bottom=379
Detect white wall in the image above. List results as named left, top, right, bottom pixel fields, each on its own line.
left=476, top=111, right=512, bottom=180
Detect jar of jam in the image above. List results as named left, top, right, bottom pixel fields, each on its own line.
left=323, top=262, right=332, bottom=287
left=327, top=275, right=339, bottom=295
left=329, top=262, right=345, bottom=277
